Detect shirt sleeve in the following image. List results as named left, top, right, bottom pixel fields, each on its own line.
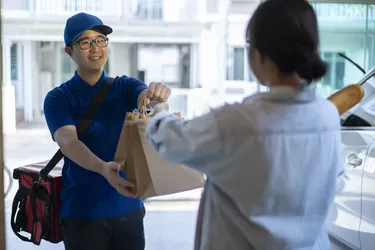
left=336, top=144, right=345, bottom=178
left=146, top=111, right=224, bottom=175
left=123, top=76, right=148, bottom=110
left=43, top=89, right=76, bottom=141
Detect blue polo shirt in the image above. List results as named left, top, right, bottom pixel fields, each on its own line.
left=43, top=71, right=147, bottom=219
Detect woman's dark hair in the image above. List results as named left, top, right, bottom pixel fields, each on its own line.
left=247, top=0, right=327, bottom=83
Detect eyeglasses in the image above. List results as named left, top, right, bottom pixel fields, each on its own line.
left=72, top=36, right=109, bottom=50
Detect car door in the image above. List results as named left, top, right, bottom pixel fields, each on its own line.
left=359, top=130, right=375, bottom=250
left=327, top=128, right=375, bottom=249
left=338, top=73, right=375, bottom=250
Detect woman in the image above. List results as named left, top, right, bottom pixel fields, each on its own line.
left=147, top=0, right=343, bottom=249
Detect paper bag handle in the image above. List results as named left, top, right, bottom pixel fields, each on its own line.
left=137, top=90, right=149, bottom=117
left=136, top=89, right=168, bottom=118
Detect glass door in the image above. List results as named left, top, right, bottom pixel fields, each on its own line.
left=1, top=5, right=7, bottom=248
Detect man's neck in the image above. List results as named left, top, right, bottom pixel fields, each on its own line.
left=77, top=68, right=103, bottom=86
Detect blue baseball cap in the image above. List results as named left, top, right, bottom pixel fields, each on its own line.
left=64, top=12, right=113, bottom=46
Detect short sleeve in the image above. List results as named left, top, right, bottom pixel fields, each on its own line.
left=122, top=76, right=148, bottom=110
left=43, top=89, right=76, bottom=140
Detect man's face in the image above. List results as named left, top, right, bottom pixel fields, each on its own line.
left=65, top=29, right=108, bottom=72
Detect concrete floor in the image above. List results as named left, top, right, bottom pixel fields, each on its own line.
left=5, top=201, right=199, bottom=250
left=3, top=121, right=350, bottom=250
left=5, top=201, right=350, bottom=250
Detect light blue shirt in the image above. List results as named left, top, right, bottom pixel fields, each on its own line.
left=146, top=86, right=344, bottom=250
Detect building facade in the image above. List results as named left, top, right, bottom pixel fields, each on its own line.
left=226, top=1, right=375, bottom=96
left=2, top=0, right=234, bottom=133
left=2, top=0, right=375, bottom=134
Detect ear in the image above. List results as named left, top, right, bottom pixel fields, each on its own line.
left=65, top=46, right=73, bottom=56
left=253, top=49, right=266, bottom=64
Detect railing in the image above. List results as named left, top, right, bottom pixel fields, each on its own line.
left=34, top=0, right=142, bottom=18
left=3, top=0, right=200, bottom=21
left=133, top=0, right=164, bottom=20
left=4, top=1, right=375, bottom=22
left=312, top=3, right=375, bottom=21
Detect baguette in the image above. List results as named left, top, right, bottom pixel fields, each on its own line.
left=328, top=84, right=364, bottom=115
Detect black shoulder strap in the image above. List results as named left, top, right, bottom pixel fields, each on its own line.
left=38, top=77, right=114, bottom=181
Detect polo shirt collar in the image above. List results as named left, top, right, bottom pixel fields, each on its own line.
left=70, top=70, right=109, bottom=90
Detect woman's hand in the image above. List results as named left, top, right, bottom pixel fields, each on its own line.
left=150, top=101, right=169, bottom=114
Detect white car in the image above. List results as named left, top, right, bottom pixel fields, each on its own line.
left=327, top=60, right=375, bottom=250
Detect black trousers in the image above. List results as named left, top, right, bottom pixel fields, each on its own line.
left=61, top=207, right=146, bottom=250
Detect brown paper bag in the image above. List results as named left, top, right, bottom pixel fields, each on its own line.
left=114, top=95, right=205, bottom=200
left=128, top=119, right=205, bottom=200
left=114, top=121, right=139, bottom=195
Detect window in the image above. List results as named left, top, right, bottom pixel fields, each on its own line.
left=64, top=0, right=103, bottom=12
left=227, top=46, right=255, bottom=82
left=233, top=48, right=244, bottom=81
left=320, top=52, right=346, bottom=90
left=135, top=0, right=163, bottom=20
left=11, top=43, right=18, bottom=81
left=86, top=0, right=103, bottom=12
left=340, top=70, right=375, bottom=127
left=312, top=3, right=375, bottom=98
left=65, top=0, right=79, bottom=11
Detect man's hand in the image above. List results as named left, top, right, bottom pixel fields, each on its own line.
left=98, top=161, right=136, bottom=198
left=146, top=82, right=171, bottom=104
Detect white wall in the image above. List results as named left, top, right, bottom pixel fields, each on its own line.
left=229, top=2, right=259, bottom=15
left=198, top=26, right=220, bottom=89
left=109, top=43, right=132, bottom=77
left=39, top=42, right=58, bottom=89
left=14, top=42, right=24, bottom=108
left=109, top=43, right=140, bottom=79
left=227, top=16, right=248, bottom=46
left=138, top=45, right=180, bottom=84
left=3, top=0, right=28, bottom=10
left=31, top=42, right=42, bottom=119
left=20, top=41, right=41, bottom=121
left=40, top=43, right=57, bottom=74
left=163, top=0, right=197, bottom=21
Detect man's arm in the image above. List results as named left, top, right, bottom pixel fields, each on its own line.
left=44, top=90, right=135, bottom=196
left=43, top=90, right=104, bottom=173
left=53, top=125, right=105, bottom=173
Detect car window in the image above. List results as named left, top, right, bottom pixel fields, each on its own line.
left=341, top=70, right=375, bottom=127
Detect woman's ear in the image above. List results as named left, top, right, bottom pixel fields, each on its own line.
left=253, top=49, right=266, bottom=64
